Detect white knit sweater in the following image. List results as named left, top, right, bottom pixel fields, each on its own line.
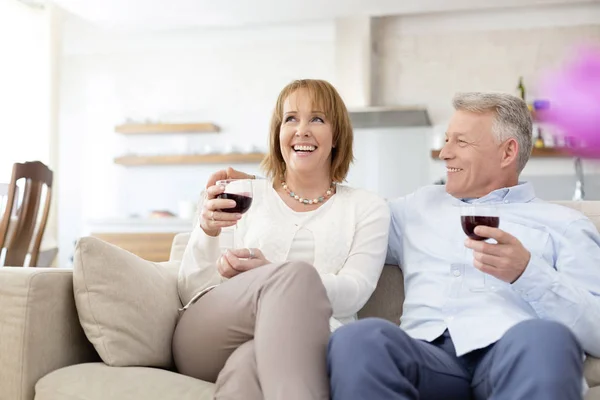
left=178, top=179, right=391, bottom=326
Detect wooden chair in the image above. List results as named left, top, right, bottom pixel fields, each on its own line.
left=0, top=161, right=53, bottom=267
left=0, top=183, right=8, bottom=218
left=0, top=183, right=19, bottom=218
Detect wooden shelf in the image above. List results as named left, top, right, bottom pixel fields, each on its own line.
left=430, top=147, right=571, bottom=159
left=115, top=123, right=220, bottom=134
left=114, top=153, right=265, bottom=166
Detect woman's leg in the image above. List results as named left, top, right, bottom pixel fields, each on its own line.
left=215, top=340, right=262, bottom=400
left=172, top=261, right=332, bottom=399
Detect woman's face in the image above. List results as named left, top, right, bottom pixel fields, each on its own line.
left=279, top=88, right=334, bottom=179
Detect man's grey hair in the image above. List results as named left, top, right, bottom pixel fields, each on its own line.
left=452, top=92, right=533, bottom=173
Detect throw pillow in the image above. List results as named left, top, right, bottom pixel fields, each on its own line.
left=73, top=236, right=180, bottom=368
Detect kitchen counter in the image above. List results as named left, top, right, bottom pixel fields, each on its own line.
left=83, top=217, right=195, bottom=262
left=84, top=217, right=195, bottom=234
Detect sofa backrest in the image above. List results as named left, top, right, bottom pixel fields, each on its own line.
left=552, top=201, right=600, bottom=229
left=170, top=201, right=600, bottom=324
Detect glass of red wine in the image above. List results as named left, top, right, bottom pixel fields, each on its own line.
left=216, top=179, right=253, bottom=248
left=459, top=204, right=500, bottom=292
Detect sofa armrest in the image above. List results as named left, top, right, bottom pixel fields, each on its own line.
left=0, top=267, right=99, bottom=400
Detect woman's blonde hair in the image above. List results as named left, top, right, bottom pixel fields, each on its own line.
left=260, top=79, right=354, bottom=183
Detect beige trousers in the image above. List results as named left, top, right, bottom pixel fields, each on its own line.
left=172, top=261, right=332, bottom=400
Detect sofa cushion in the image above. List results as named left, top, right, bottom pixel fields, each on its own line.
left=586, top=356, right=600, bottom=388
left=73, top=237, right=180, bottom=368
left=586, top=386, right=600, bottom=400
left=35, top=363, right=214, bottom=400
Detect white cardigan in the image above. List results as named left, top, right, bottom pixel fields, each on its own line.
left=178, top=179, right=391, bottom=325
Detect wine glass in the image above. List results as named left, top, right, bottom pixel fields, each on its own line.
left=459, top=204, right=500, bottom=292
left=216, top=179, right=253, bottom=249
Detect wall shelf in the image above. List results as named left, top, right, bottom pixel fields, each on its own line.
left=114, top=153, right=265, bottom=166
left=115, top=123, right=220, bottom=134
left=430, top=147, right=571, bottom=159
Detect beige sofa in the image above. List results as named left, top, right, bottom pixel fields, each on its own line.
left=1, top=200, right=600, bottom=400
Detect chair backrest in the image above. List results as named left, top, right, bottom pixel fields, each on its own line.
left=0, top=161, right=53, bottom=267
left=0, top=183, right=18, bottom=218
left=0, top=184, right=7, bottom=223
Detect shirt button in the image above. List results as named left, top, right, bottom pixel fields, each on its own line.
left=504, top=200, right=509, bottom=204
left=452, top=270, right=461, bottom=277
left=446, top=316, right=455, bottom=322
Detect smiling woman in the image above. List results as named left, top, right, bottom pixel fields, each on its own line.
left=262, top=79, right=354, bottom=189
left=173, top=79, right=391, bottom=399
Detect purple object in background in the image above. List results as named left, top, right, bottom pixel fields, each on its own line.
left=538, top=46, right=600, bottom=157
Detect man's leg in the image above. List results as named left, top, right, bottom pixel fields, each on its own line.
left=472, top=319, right=584, bottom=400
left=328, top=318, right=472, bottom=400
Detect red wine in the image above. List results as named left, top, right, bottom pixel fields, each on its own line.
left=217, top=193, right=253, bottom=214
left=461, top=216, right=499, bottom=241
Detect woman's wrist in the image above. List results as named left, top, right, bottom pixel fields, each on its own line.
left=199, top=223, right=221, bottom=237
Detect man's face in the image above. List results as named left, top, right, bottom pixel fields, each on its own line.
left=440, top=110, right=507, bottom=199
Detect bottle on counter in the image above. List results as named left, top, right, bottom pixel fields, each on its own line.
left=517, top=77, right=526, bottom=101
left=534, top=127, right=545, bottom=149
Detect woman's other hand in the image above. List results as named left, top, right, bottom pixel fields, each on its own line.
left=217, top=248, right=270, bottom=278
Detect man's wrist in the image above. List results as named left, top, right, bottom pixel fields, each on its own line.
left=511, top=254, right=554, bottom=301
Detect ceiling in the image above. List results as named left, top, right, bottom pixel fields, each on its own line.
left=50, top=0, right=595, bottom=30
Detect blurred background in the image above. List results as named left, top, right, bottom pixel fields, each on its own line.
left=0, top=0, right=599, bottom=267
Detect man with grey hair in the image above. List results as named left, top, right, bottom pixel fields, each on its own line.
left=328, top=92, right=600, bottom=399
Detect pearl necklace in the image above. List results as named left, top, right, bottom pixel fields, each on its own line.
left=281, top=181, right=336, bottom=205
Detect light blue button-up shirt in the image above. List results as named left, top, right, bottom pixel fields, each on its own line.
left=387, top=182, right=600, bottom=357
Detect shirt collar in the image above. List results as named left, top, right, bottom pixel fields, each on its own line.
left=460, top=182, right=536, bottom=205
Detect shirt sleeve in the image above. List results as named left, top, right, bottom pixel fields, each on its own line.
left=177, top=225, right=225, bottom=306
left=511, top=217, right=600, bottom=357
left=319, top=196, right=391, bottom=319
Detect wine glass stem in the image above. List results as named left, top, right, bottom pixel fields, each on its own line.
left=233, top=223, right=240, bottom=249
left=482, top=272, right=486, bottom=289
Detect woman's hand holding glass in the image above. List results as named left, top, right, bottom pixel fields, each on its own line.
left=199, top=183, right=243, bottom=237
left=199, top=168, right=254, bottom=237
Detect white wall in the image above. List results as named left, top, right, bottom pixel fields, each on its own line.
left=58, top=18, right=336, bottom=266
left=0, top=0, right=50, bottom=182
left=374, top=2, right=600, bottom=183
left=0, top=0, right=61, bottom=257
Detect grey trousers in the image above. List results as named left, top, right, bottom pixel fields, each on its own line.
left=328, top=318, right=584, bottom=400
left=172, top=261, right=332, bottom=400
